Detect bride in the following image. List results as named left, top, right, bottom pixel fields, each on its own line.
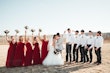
left=43, top=35, right=64, bottom=66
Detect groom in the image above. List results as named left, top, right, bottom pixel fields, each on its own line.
left=54, top=33, right=64, bottom=54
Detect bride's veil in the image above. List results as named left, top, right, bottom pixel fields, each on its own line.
left=47, top=35, right=53, bottom=51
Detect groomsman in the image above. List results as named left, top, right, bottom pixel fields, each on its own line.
left=79, top=30, right=87, bottom=63
left=94, top=31, right=103, bottom=65
left=64, top=28, right=73, bottom=63
left=72, top=30, right=80, bottom=63
left=85, top=31, right=94, bottom=63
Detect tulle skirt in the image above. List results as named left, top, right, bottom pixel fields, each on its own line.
left=43, top=46, right=64, bottom=66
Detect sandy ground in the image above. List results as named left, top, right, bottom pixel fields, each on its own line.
left=0, top=43, right=110, bottom=73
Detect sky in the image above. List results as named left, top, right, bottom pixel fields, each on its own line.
left=0, top=0, right=110, bottom=35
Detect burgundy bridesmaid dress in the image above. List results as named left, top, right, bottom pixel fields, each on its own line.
left=41, top=40, right=48, bottom=63
left=13, top=42, right=25, bottom=67
left=6, top=42, right=17, bottom=68
left=32, top=43, right=41, bottom=65
left=24, top=42, right=33, bottom=66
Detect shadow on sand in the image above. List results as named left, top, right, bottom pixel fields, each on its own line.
left=0, top=63, right=98, bottom=73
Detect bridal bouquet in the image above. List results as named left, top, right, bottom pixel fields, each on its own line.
left=39, top=29, right=42, bottom=32
left=4, top=30, right=9, bottom=36
left=54, top=49, right=60, bottom=55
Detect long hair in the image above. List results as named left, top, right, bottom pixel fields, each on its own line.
left=53, top=34, right=56, bottom=39
left=19, top=36, right=23, bottom=42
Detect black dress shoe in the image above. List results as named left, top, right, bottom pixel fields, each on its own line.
left=80, top=61, right=83, bottom=62
left=87, top=60, right=89, bottom=62
left=75, top=62, right=78, bottom=63
left=89, top=61, right=92, bottom=63
left=97, top=63, right=101, bottom=65
left=83, top=61, right=86, bottom=63
left=75, top=61, right=78, bottom=63
left=73, top=60, right=75, bottom=62
left=66, top=60, right=68, bottom=62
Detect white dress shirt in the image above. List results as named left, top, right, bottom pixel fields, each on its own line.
left=79, top=34, right=87, bottom=47
left=94, top=36, right=104, bottom=48
left=73, top=34, right=80, bottom=44
left=72, top=34, right=80, bottom=48
left=86, top=35, right=94, bottom=49
left=63, top=33, right=74, bottom=44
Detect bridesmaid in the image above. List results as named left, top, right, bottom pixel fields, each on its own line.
left=32, top=36, right=41, bottom=65
left=38, top=32, right=49, bottom=64
left=13, top=36, right=25, bottom=67
left=24, top=37, right=33, bottom=66
left=6, top=36, right=17, bottom=68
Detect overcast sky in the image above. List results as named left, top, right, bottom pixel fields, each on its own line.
left=0, top=0, right=110, bottom=35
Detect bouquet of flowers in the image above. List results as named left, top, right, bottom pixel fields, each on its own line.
left=15, top=29, right=19, bottom=33
left=39, top=29, right=42, bottom=32
left=4, top=30, right=9, bottom=35
left=54, top=49, right=60, bottom=55
left=24, top=26, right=29, bottom=30
left=31, top=29, right=35, bottom=32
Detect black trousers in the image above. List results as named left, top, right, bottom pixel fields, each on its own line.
left=73, top=44, right=79, bottom=62
left=66, top=43, right=72, bottom=62
left=86, top=45, right=93, bottom=62
left=95, top=47, right=101, bottom=63
left=84, top=48, right=89, bottom=62
left=80, top=45, right=85, bottom=62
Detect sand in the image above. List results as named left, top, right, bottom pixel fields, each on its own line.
left=0, top=43, right=110, bottom=73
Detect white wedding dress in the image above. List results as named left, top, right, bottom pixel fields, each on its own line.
left=43, top=39, right=64, bottom=66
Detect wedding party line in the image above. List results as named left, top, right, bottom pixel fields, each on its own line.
left=4, top=26, right=104, bottom=68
